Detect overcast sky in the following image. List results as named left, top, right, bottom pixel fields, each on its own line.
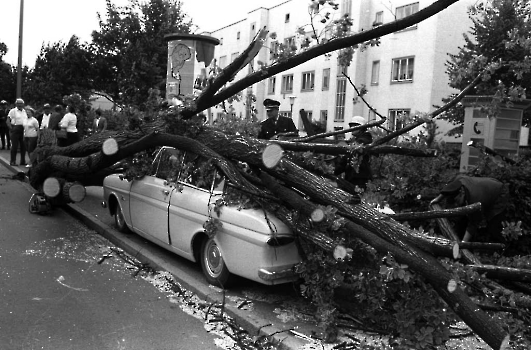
left=0, top=0, right=280, bottom=67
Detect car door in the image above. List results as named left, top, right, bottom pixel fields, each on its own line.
left=129, top=148, right=182, bottom=244
left=168, top=153, right=224, bottom=256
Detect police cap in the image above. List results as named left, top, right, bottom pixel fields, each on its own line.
left=263, top=98, right=280, bottom=110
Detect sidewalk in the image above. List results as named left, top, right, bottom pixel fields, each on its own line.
left=0, top=147, right=322, bottom=350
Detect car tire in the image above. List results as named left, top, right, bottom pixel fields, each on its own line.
left=200, top=237, right=233, bottom=288
left=114, top=202, right=130, bottom=233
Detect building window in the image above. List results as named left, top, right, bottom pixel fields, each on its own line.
left=388, top=109, right=410, bottom=131
left=219, top=56, right=227, bottom=69
left=368, top=109, right=378, bottom=122
left=301, top=71, right=315, bottom=91
left=220, top=38, right=223, bottom=45
left=337, top=64, right=348, bottom=76
left=268, top=77, right=276, bottom=95
left=371, top=61, right=380, bottom=85
left=322, top=68, right=330, bottom=90
left=299, top=111, right=313, bottom=130
left=237, top=32, right=240, bottom=40
left=281, top=74, right=294, bottom=93
left=341, top=0, right=352, bottom=17
left=334, top=78, right=347, bottom=122
left=279, top=111, right=292, bottom=118
left=373, top=11, right=383, bottom=26
left=396, top=2, right=419, bottom=20
left=231, top=52, right=239, bottom=62
left=391, top=57, right=414, bottom=82
left=320, top=110, right=328, bottom=125
left=285, top=13, right=290, bottom=23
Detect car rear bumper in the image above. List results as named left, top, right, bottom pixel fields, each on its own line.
left=258, top=263, right=300, bottom=284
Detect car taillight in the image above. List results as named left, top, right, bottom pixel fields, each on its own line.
left=266, top=236, right=295, bottom=246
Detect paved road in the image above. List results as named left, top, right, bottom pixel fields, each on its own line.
left=0, top=162, right=220, bottom=350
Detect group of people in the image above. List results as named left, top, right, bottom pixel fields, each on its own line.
left=0, top=98, right=83, bottom=167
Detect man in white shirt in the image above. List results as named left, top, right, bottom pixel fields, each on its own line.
left=39, top=103, right=52, bottom=129
left=7, top=98, right=28, bottom=166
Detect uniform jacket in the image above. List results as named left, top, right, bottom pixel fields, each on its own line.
left=257, top=116, right=298, bottom=139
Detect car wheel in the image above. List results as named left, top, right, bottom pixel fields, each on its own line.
left=200, top=237, right=233, bottom=288
left=114, top=202, right=130, bottom=233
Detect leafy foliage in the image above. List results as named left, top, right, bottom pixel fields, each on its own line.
left=210, top=112, right=260, bottom=137
left=444, top=0, right=531, bottom=133
left=26, top=36, right=96, bottom=107
left=0, top=42, right=15, bottom=103
left=469, top=151, right=531, bottom=254
left=365, top=137, right=461, bottom=221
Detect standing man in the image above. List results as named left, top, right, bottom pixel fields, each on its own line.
left=39, top=103, right=52, bottom=130
left=0, top=100, right=10, bottom=150
left=92, top=109, right=108, bottom=133
left=7, top=98, right=28, bottom=166
left=257, top=98, right=298, bottom=139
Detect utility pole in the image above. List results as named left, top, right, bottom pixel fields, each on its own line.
left=16, top=0, right=24, bottom=98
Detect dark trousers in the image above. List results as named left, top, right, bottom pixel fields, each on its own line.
left=0, top=126, right=9, bottom=148
left=9, top=125, right=26, bottom=164
left=24, top=136, right=38, bottom=159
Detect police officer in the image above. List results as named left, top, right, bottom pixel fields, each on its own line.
left=257, top=98, right=298, bottom=139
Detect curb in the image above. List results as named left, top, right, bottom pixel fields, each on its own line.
left=63, top=203, right=307, bottom=350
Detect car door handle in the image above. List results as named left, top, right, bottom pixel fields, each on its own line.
left=162, top=189, right=170, bottom=196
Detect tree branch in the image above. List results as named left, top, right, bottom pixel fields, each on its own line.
left=192, top=28, right=269, bottom=114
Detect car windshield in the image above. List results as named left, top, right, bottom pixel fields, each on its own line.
left=153, top=147, right=225, bottom=192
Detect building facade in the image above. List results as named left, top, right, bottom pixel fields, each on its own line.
left=202, top=0, right=474, bottom=142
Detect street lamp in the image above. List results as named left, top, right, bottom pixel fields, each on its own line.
left=289, top=95, right=296, bottom=114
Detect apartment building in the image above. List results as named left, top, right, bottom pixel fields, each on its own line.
left=202, top=0, right=474, bottom=142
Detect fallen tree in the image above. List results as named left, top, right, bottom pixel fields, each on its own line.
left=25, top=1, right=531, bottom=348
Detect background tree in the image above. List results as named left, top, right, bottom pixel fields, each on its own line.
left=25, top=36, right=95, bottom=107
left=0, top=42, right=16, bottom=103
left=90, top=0, right=192, bottom=108
left=444, top=0, right=531, bottom=135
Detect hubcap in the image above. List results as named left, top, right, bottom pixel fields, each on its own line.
left=116, top=207, right=124, bottom=227
left=206, top=240, right=222, bottom=275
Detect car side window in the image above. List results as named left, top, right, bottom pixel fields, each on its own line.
left=154, top=148, right=184, bottom=181
left=180, top=152, right=224, bottom=191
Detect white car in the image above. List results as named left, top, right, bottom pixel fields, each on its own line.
left=102, top=147, right=301, bottom=287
